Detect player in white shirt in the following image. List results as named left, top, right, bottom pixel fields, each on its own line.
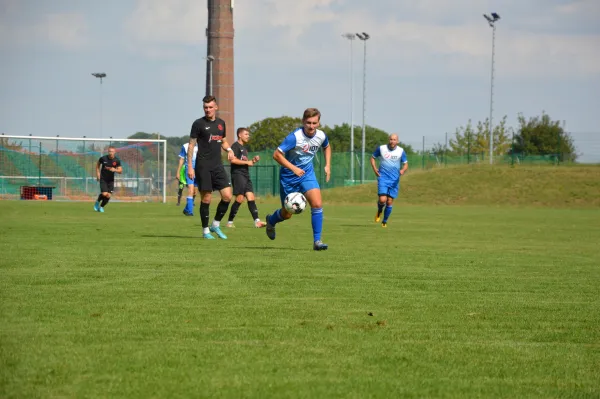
left=370, top=134, right=408, bottom=227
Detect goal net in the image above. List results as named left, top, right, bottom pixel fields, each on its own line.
left=0, top=135, right=167, bottom=202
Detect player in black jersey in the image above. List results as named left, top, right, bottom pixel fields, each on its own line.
left=94, top=146, right=123, bottom=213
left=226, top=127, right=266, bottom=228
left=187, top=95, right=235, bottom=239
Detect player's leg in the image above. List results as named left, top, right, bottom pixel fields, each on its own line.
left=265, top=182, right=294, bottom=240
left=98, top=181, right=113, bottom=212
left=177, top=168, right=186, bottom=205
left=375, top=178, right=387, bottom=222
left=302, top=176, right=328, bottom=251
left=208, top=166, right=231, bottom=239
left=196, top=167, right=216, bottom=239
left=183, top=169, right=196, bottom=216
left=177, top=182, right=184, bottom=206
left=246, top=189, right=265, bottom=228
left=227, top=175, right=245, bottom=227
left=382, top=184, right=398, bottom=227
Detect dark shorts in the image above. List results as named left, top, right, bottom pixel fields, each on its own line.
left=196, top=164, right=231, bottom=192
left=232, top=174, right=254, bottom=196
left=100, top=180, right=114, bottom=193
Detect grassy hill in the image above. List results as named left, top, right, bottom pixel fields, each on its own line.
left=322, top=165, right=600, bottom=208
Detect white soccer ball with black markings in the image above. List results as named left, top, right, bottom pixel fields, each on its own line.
left=284, top=192, right=307, bottom=214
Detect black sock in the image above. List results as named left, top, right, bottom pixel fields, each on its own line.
left=248, top=200, right=259, bottom=220
left=228, top=201, right=242, bottom=222
left=377, top=201, right=385, bottom=215
left=200, top=202, right=210, bottom=228
left=214, top=200, right=230, bottom=222
left=97, top=194, right=103, bottom=202
left=101, top=196, right=110, bottom=207
left=177, top=188, right=183, bottom=202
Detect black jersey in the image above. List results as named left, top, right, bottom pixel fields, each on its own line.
left=189, top=117, right=226, bottom=166
left=98, top=155, right=122, bottom=181
left=230, top=142, right=250, bottom=176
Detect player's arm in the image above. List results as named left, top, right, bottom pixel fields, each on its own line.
left=176, top=157, right=185, bottom=180
left=96, top=160, right=101, bottom=181
left=230, top=157, right=253, bottom=166
left=221, top=142, right=234, bottom=161
left=273, top=150, right=304, bottom=177
left=187, top=122, right=198, bottom=179
left=400, top=151, right=408, bottom=176
left=323, top=144, right=331, bottom=183
left=113, top=166, right=123, bottom=174
left=370, top=147, right=381, bottom=177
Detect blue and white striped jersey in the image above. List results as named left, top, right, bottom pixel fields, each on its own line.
left=179, top=143, right=198, bottom=170
left=372, top=144, right=408, bottom=182
left=278, top=127, right=330, bottom=182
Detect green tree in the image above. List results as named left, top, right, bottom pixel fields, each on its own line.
left=513, top=112, right=577, bottom=161
left=322, top=124, right=415, bottom=154
left=245, top=116, right=303, bottom=151
left=449, top=116, right=512, bottom=160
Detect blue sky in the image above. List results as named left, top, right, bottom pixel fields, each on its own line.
left=1, top=0, right=599, bottom=161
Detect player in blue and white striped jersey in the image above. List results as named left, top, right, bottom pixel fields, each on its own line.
left=370, top=134, right=408, bottom=227
left=265, top=108, right=332, bottom=251
left=176, top=142, right=198, bottom=216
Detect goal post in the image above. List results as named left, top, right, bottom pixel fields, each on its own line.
left=0, top=135, right=167, bottom=202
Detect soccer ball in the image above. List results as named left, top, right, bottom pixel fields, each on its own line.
left=284, top=192, right=307, bottom=214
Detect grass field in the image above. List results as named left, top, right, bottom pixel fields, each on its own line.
left=1, top=166, right=600, bottom=398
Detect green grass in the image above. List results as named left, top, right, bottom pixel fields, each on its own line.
left=327, top=164, right=600, bottom=207
left=1, top=196, right=599, bottom=398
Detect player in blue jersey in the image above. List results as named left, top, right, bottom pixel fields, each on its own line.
left=265, top=108, right=331, bottom=251
left=175, top=142, right=198, bottom=216
left=370, top=134, right=408, bottom=227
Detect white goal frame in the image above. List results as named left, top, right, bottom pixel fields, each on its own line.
left=0, top=135, right=168, bottom=203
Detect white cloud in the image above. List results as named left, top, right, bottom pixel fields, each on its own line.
left=122, top=0, right=600, bottom=77
left=0, top=6, right=88, bottom=50
left=125, top=0, right=207, bottom=45
left=40, top=13, right=88, bottom=49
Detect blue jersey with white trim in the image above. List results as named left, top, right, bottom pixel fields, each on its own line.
left=179, top=143, right=198, bottom=170
left=372, top=144, right=407, bottom=182
left=277, top=127, right=329, bottom=183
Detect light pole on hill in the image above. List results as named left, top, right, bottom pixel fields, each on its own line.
left=483, top=13, right=500, bottom=164
left=342, top=33, right=356, bottom=181
left=356, top=32, right=370, bottom=183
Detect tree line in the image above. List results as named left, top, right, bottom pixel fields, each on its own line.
left=129, top=111, right=577, bottom=162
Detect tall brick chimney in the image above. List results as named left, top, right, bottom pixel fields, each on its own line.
left=206, top=0, right=235, bottom=145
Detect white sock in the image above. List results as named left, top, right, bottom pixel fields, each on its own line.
left=203, top=227, right=210, bottom=234
left=212, top=220, right=220, bottom=227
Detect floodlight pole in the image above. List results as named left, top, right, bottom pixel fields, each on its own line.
left=356, top=32, right=370, bottom=183
left=206, top=55, right=215, bottom=96
left=92, top=73, right=107, bottom=138
left=342, top=33, right=356, bottom=181
left=484, top=14, right=500, bottom=165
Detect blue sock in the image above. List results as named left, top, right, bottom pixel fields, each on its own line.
left=185, top=197, right=193, bottom=213
left=383, top=206, right=393, bottom=223
left=311, top=208, right=323, bottom=242
left=268, top=209, right=284, bottom=226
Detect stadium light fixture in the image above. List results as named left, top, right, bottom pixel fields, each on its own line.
left=91, top=72, right=107, bottom=138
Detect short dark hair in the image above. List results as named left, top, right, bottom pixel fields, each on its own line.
left=203, top=95, right=217, bottom=104
left=303, top=108, right=321, bottom=121
left=237, top=127, right=249, bottom=135
left=108, top=146, right=116, bottom=150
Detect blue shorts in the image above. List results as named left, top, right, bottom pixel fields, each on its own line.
left=378, top=178, right=399, bottom=199
left=184, top=167, right=198, bottom=187
left=279, top=172, right=320, bottom=207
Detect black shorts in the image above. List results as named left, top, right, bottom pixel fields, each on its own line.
left=232, top=174, right=254, bottom=196
left=100, top=180, right=114, bottom=193
left=196, top=164, right=231, bottom=192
